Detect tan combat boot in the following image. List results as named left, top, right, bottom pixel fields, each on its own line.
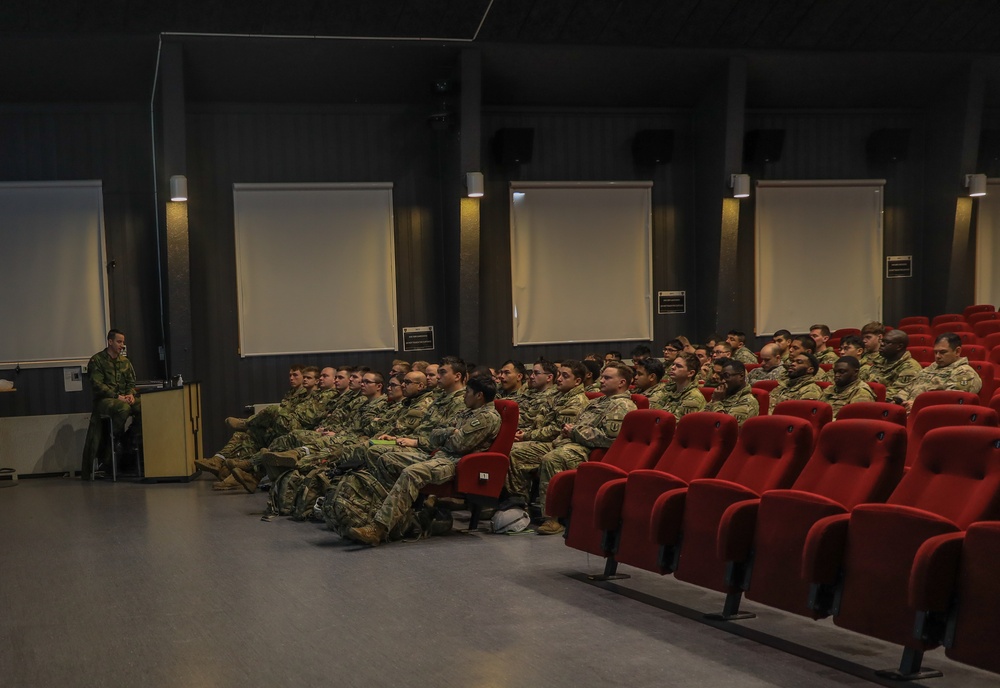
left=225, top=417, right=248, bottom=431
left=262, top=449, right=301, bottom=469
left=224, top=458, right=254, bottom=472
left=195, top=456, right=224, bottom=477
left=348, top=523, right=387, bottom=546
left=536, top=518, right=565, bottom=535
left=213, top=474, right=241, bottom=491
left=230, top=467, right=260, bottom=494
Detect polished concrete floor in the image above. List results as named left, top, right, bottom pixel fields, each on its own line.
left=0, top=476, right=996, bottom=688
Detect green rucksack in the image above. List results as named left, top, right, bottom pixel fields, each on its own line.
left=266, top=469, right=305, bottom=516
left=290, top=466, right=336, bottom=522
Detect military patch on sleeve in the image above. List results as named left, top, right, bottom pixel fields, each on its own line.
left=607, top=422, right=621, bottom=433
left=471, top=419, right=481, bottom=427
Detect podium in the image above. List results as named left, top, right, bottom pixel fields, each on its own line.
left=140, top=383, right=202, bottom=482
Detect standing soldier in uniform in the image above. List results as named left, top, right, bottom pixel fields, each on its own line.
left=823, top=356, right=876, bottom=418
left=81, top=329, right=140, bottom=480
left=706, top=359, right=759, bottom=427
left=893, top=333, right=982, bottom=411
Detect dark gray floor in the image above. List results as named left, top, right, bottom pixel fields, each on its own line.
left=1, top=477, right=996, bottom=688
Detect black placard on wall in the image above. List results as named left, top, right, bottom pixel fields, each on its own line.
left=402, top=326, right=434, bottom=352
left=886, top=256, right=912, bottom=279
left=658, top=291, right=686, bottom=314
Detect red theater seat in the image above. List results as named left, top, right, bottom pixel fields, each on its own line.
left=716, top=419, right=906, bottom=619
left=546, top=410, right=675, bottom=557
left=906, top=334, right=934, bottom=347
left=969, top=311, right=1000, bottom=328
left=630, top=394, right=649, bottom=410
left=962, top=304, right=996, bottom=318
left=751, top=379, right=779, bottom=393
left=699, top=387, right=714, bottom=402
left=900, top=324, right=933, bottom=336
left=984, top=333, right=1000, bottom=352
left=750, top=387, right=770, bottom=416
left=898, top=316, right=930, bottom=327
left=908, top=346, right=935, bottom=364
left=585, top=391, right=603, bottom=401
left=771, top=400, right=833, bottom=442
left=968, top=360, right=995, bottom=403
left=974, top=320, right=1000, bottom=339
left=592, top=413, right=738, bottom=576
left=933, top=322, right=973, bottom=338
left=421, top=398, right=519, bottom=529
left=961, top=344, right=988, bottom=361
left=931, top=313, right=966, bottom=327
left=908, top=390, right=980, bottom=428
left=802, top=427, right=1000, bottom=679
left=911, top=521, right=1000, bottom=674
left=832, top=328, right=860, bottom=339
left=867, top=381, right=887, bottom=403
left=836, top=401, right=907, bottom=426
left=905, top=404, right=998, bottom=468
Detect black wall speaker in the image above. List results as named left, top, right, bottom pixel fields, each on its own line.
left=867, top=129, right=910, bottom=164
left=492, top=128, right=534, bottom=165
left=632, top=130, right=674, bottom=166
left=744, top=129, right=785, bottom=164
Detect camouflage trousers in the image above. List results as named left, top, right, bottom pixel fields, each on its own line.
left=506, top=441, right=554, bottom=503
left=368, top=448, right=432, bottom=487
left=80, top=397, right=141, bottom=477
left=373, top=456, right=457, bottom=532
left=538, top=443, right=589, bottom=515
left=216, top=409, right=299, bottom=459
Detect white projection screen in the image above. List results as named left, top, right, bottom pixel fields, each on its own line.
left=0, top=181, right=110, bottom=368
left=233, top=183, right=397, bottom=356
left=509, top=181, right=653, bottom=345
left=756, top=180, right=884, bottom=336
left=975, top=180, right=1000, bottom=306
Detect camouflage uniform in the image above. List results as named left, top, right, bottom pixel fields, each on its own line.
left=747, top=365, right=784, bottom=385
left=585, top=382, right=602, bottom=394
left=731, top=346, right=759, bottom=366
left=637, top=381, right=671, bottom=411
left=536, top=393, right=637, bottom=511
left=661, top=381, right=706, bottom=419
left=516, top=387, right=558, bottom=431
left=861, top=351, right=923, bottom=401
left=860, top=351, right=880, bottom=368
left=815, top=348, right=839, bottom=365
left=775, top=366, right=831, bottom=384
left=372, top=402, right=502, bottom=533
left=216, top=389, right=320, bottom=459
left=698, top=362, right=714, bottom=386
left=822, top=379, right=876, bottom=419
left=497, top=386, right=528, bottom=401
left=895, top=357, right=983, bottom=403
left=364, top=387, right=467, bottom=473
left=505, top=385, right=588, bottom=502
left=706, top=385, right=759, bottom=427
left=81, top=350, right=140, bottom=478
left=768, top=374, right=823, bottom=414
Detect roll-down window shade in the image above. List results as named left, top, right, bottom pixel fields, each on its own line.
left=0, top=181, right=109, bottom=368
left=509, top=182, right=653, bottom=346
left=975, top=180, right=1000, bottom=306
left=755, top=180, right=884, bottom=336
left=233, top=183, right=397, bottom=356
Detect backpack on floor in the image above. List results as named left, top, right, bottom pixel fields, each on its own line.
left=291, top=466, right=337, bottom=522
left=267, top=469, right=305, bottom=516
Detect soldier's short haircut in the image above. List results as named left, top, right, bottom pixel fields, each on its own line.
left=391, top=359, right=412, bottom=373
left=604, top=361, right=634, bottom=385
left=795, top=352, right=820, bottom=374
left=534, top=358, right=558, bottom=377
left=290, top=363, right=305, bottom=372
left=630, top=344, right=652, bottom=359
left=837, top=355, right=861, bottom=371
left=367, top=371, right=385, bottom=386
left=861, top=321, right=886, bottom=336
left=676, top=352, right=700, bottom=374
left=935, top=332, right=962, bottom=350
left=338, top=365, right=358, bottom=374
left=810, top=324, right=831, bottom=337
left=727, top=330, right=747, bottom=343
left=584, top=352, right=602, bottom=362
left=636, top=357, right=665, bottom=381
left=468, top=365, right=493, bottom=381
left=501, top=359, right=527, bottom=378
left=792, top=335, right=817, bottom=353
left=440, top=356, right=468, bottom=381
left=773, top=329, right=792, bottom=340
left=303, top=366, right=320, bottom=376
left=840, top=334, right=864, bottom=349
left=664, top=338, right=685, bottom=351
left=715, top=341, right=733, bottom=353
left=357, top=366, right=371, bottom=374
left=582, top=358, right=603, bottom=381
left=560, top=359, right=588, bottom=384
left=411, top=360, right=429, bottom=372
left=720, top=359, right=745, bottom=375
left=605, top=350, right=623, bottom=361
left=106, top=328, right=125, bottom=341
left=706, top=333, right=723, bottom=345
left=467, top=375, right=497, bottom=402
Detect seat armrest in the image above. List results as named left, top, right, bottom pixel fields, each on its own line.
left=910, top=532, right=965, bottom=613
left=802, top=513, right=851, bottom=585
left=717, top=499, right=760, bottom=563
left=650, top=487, right=688, bottom=546
left=454, top=452, right=509, bottom=497
left=546, top=469, right=577, bottom=517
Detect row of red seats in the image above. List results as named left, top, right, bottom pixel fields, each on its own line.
left=547, top=409, right=1000, bottom=679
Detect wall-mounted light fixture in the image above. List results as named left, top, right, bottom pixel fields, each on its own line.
left=730, top=173, right=750, bottom=198
left=169, top=175, right=188, bottom=202
left=466, top=172, right=484, bottom=198
left=965, top=173, right=987, bottom=197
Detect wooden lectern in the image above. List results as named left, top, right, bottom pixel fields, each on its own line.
left=140, top=383, right=202, bottom=482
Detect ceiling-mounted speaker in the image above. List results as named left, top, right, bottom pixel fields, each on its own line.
left=632, top=130, right=674, bottom=166
left=492, top=128, right=534, bottom=165
left=867, top=129, right=910, bottom=164
left=744, top=129, right=785, bottom=164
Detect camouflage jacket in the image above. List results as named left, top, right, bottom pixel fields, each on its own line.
left=295, top=388, right=340, bottom=430
left=522, top=385, right=588, bottom=442
left=775, top=366, right=831, bottom=383
left=896, top=357, right=983, bottom=402
left=430, top=402, right=503, bottom=462
left=497, top=386, right=528, bottom=401
left=346, top=395, right=389, bottom=437
left=822, top=379, right=876, bottom=419
left=637, top=381, right=671, bottom=411
left=861, top=351, right=923, bottom=401
left=415, top=388, right=468, bottom=451
left=747, top=365, right=784, bottom=385
left=517, top=386, right=559, bottom=432
left=731, top=346, right=758, bottom=366
left=768, top=374, right=823, bottom=413
left=815, top=348, right=839, bottom=365
left=87, top=350, right=136, bottom=400
left=375, top=390, right=435, bottom=437
left=706, top=384, right=759, bottom=427
left=860, top=351, right=880, bottom=368
left=585, top=382, right=602, bottom=394
left=557, top=392, right=636, bottom=449
left=661, top=381, right=706, bottom=419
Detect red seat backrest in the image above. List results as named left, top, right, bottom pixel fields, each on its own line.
left=836, top=401, right=907, bottom=426
left=991, top=395, right=1000, bottom=416
left=909, top=389, right=980, bottom=418
left=699, top=387, right=714, bottom=402
left=772, top=399, right=833, bottom=440
left=985, top=333, right=1000, bottom=352
left=832, top=328, right=861, bottom=339
left=898, top=316, right=930, bottom=327
left=906, top=404, right=999, bottom=468
left=752, top=379, right=779, bottom=393
left=654, top=412, right=738, bottom=482
left=909, top=346, right=935, bottom=364
left=598, top=409, right=676, bottom=472
left=963, top=304, right=996, bottom=318
left=890, top=427, right=1000, bottom=528
left=489, top=399, right=520, bottom=456
left=901, top=324, right=933, bottom=336
left=969, top=311, right=1000, bottom=327
left=585, top=391, right=603, bottom=400
left=867, top=381, right=887, bottom=402
left=630, top=394, right=650, bottom=410
left=957, top=331, right=978, bottom=346
left=906, top=334, right=934, bottom=347
left=932, top=313, right=966, bottom=327
left=713, top=415, right=813, bottom=493
left=744, top=362, right=761, bottom=373
left=751, top=387, right=770, bottom=416
left=934, top=322, right=973, bottom=337
left=990, top=345, right=1000, bottom=367
left=969, top=360, right=995, bottom=403
left=941, top=521, right=1000, bottom=672
left=963, top=344, right=988, bottom=361
left=792, top=419, right=906, bottom=508
left=974, top=320, right=1000, bottom=339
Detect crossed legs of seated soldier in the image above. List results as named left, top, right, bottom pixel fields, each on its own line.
left=505, top=441, right=553, bottom=509
left=535, top=443, right=589, bottom=535
left=80, top=397, right=141, bottom=480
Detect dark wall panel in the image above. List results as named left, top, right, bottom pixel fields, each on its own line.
left=0, top=104, right=158, bottom=419
left=186, top=104, right=445, bottom=452
left=478, top=109, right=696, bottom=367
